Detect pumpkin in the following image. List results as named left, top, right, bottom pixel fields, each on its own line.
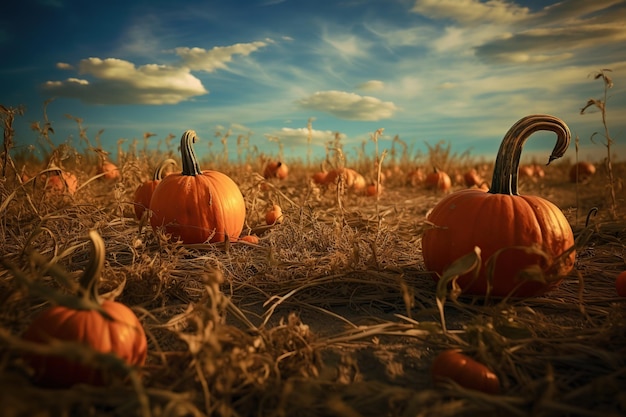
left=99, top=160, right=120, bottom=181
left=615, top=271, right=626, bottom=297
left=431, top=349, right=500, bottom=394
left=45, top=170, right=78, bottom=195
left=569, top=161, right=596, bottom=183
left=406, top=167, right=426, bottom=187
left=518, top=164, right=535, bottom=178
left=463, top=168, right=483, bottom=187
left=312, top=171, right=328, bottom=185
left=265, top=204, right=284, bottom=225
left=425, top=168, right=452, bottom=192
left=422, top=115, right=575, bottom=297
left=133, top=158, right=177, bottom=220
left=324, top=168, right=366, bottom=191
left=263, top=161, right=289, bottom=180
left=21, top=230, right=147, bottom=388
left=149, top=130, right=246, bottom=244
left=239, top=234, right=259, bottom=244
left=365, top=182, right=383, bottom=196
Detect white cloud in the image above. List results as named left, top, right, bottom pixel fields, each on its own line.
left=42, top=57, right=207, bottom=105
left=265, top=127, right=346, bottom=146
left=357, top=80, right=385, bottom=91
left=56, top=62, right=74, bottom=70
left=175, top=41, right=270, bottom=72
left=297, top=90, right=398, bottom=121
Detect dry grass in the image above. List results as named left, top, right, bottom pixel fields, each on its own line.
left=1, top=112, right=625, bottom=417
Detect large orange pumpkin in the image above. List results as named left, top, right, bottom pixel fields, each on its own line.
left=133, top=158, right=177, bottom=220
left=149, top=130, right=246, bottom=244
left=422, top=115, right=576, bottom=297
left=21, top=230, right=147, bottom=388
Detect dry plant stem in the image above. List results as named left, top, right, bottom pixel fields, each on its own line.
left=490, top=115, right=571, bottom=196
left=580, top=69, right=617, bottom=219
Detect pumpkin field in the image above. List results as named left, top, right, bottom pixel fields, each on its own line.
left=0, top=106, right=625, bottom=417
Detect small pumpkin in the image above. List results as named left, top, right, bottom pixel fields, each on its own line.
left=239, top=234, right=259, bottom=244
left=21, top=230, right=147, bottom=388
left=133, top=158, right=177, bottom=220
left=45, top=170, right=79, bottom=195
left=263, top=161, right=289, bottom=180
left=425, top=167, right=452, bottom=192
left=324, top=167, right=366, bottom=191
left=431, top=349, right=500, bottom=394
left=406, top=167, right=426, bottom=187
left=365, top=182, right=383, bottom=196
left=569, top=161, right=596, bottom=183
left=95, top=149, right=120, bottom=181
left=265, top=204, right=284, bottom=225
left=149, top=130, right=246, bottom=244
left=422, top=115, right=575, bottom=297
left=312, top=171, right=328, bottom=185
left=463, top=168, right=483, bottom=188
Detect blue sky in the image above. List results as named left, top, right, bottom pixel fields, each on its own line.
left=1, top=0, right=625, bottom=165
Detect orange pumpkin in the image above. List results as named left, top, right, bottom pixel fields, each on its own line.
left=431, top=350, right=500, bottom=394
left=463, top=168, right=482, bottom=188
left=365, top=182, right=383, bottom=196
left=324, top=167, right=366, bottom=191
left=21, top=230, right=147, bottom=388
left=312, top=171, right=328, bottom=185
left=99, top=160, right=120, bottom=181
left=569, top=161, right=596, bottom=183
left=263, top=161, right=288, bottom=180
left=406, top=167, right=426, bottom=187
left=425, top=168, right=452, bottom=192
left=45, top=170, right=79, bottom=195
left=265, top=204, right=284, bottom=225
left=133, top=158, right=177, bottom=220
left=149, top=130, right=246, bottom=244
left=422, top=115, right=575, bottom=297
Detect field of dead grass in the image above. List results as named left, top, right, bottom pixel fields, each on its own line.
left=1, top=128, right=625, bottom=417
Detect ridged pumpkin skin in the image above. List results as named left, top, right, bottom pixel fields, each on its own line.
left=422, top=115, right=575, bottom=297
left=22, top=301, right=148, bottom=387
left=149, top=130, right=246, bottom=244
left=21, top=231, right=147, bottom=388
left=422, top=189, right=575, bottom=296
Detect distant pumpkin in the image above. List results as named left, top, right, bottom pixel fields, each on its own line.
left=569, top=161, right=596, bottom=183
left=133, top=158, right=177, bottom=220
left=425, top=168, right=452, bottom=192
left=45, top=170, right=79, bottom=195
left=263, top=161, right=289, bottom=180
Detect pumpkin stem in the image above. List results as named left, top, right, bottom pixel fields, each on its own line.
left=153, top=158, right=177, bottom=181
left=79, top=230, right=106, bottom=306
left=489, top=115, right=570, bottom=196
left=180, top=130, right=203, bottom=176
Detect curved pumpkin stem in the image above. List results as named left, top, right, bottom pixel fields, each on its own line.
left=489, top=115, right=570, bottom=196
left=79, top=229, right=106, bottom=306
left=180, top=130, right=203, bottom=176
left=152, top=158, right=177, bottom=181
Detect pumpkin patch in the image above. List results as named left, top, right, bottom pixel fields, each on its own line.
left=1, top=106, right=624, bottom=416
